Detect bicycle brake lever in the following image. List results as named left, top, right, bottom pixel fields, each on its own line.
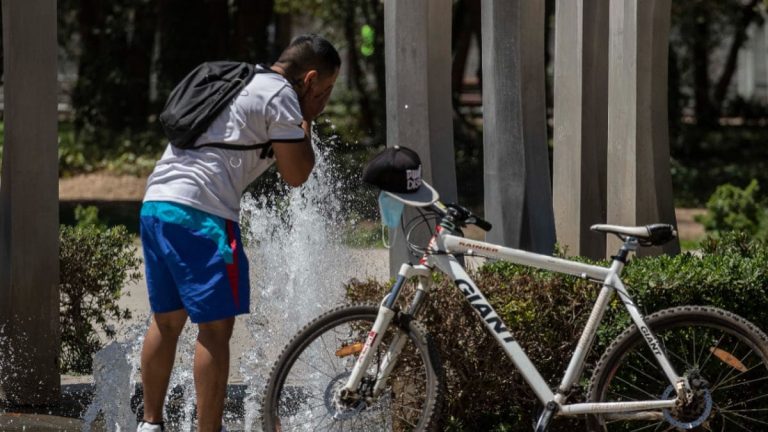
left=473, top=217, right=493, bottom=232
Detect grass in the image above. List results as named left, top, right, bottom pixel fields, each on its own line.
left=344, top=220, right=385, bottom=248
left=0, top=120, right=164, bottom=177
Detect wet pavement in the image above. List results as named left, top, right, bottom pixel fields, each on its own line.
left=0, top=413, right=83, bottom=431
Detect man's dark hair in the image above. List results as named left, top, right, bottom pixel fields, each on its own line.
left=274, top=34, right=341, bottom=81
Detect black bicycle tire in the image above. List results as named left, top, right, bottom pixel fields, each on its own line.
left=586, top=305, right=768, bottom=431
left=260, top=303, right=445, bottom=432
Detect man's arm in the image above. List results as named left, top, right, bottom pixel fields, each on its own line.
left=270, top=68, right=336, bottom=187
left=271, top=120, right=315, bottom=187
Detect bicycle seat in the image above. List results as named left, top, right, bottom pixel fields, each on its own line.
left=590, top=223, right=677, bottom=246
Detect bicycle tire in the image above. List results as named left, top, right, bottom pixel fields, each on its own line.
left=260, top=303, right=444, bottom=432
left=587, top=306, right=768, bottom=431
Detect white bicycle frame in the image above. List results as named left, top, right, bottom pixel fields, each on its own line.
left=342, top=225, right=689, bottom=417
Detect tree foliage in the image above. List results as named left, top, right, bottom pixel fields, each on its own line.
left=9, top=0, right=768, bottom=201
left=670, top=0, right=767, bottom=127
left=57, top=0, right=289, bottom=172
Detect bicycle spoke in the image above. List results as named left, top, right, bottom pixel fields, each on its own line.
left=698, top=332, right=727, bottom=373
left=318, top=332, right=344, bottom=373
left=721, top=410, right=768, bottom=430
left=710, top=340, right=742, bottom=390
left=726, top=407, right=768, bottom=414
left=663, top=344, right=693, bottom=371
left=711, top=356, right=764, bottom=391
left=613, top=374, right=660, bottom=400
left=625, top=362, right=667, bottom=388
left=621, top=421, right=666, bottom=432
left=295, top=356, right=338, bottom=381
left=716, top=373, right=768, bottom=393
left=303, top=410, right=330, bottom=432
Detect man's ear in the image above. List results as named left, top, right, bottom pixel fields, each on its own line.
left=303, top=70, right=318, bottom=88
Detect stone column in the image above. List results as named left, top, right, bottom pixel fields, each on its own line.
left=0, top=0, right=60, bottom=405
left=384, top=0, right=457, bottom=276
left=481, top=0, right=555, bottom=253
left=607, top=0, right=679, bottom=256
left=553, top=0, right=609, bottom=259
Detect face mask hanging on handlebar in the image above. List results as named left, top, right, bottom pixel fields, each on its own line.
left=378, top=191, right=404, bottom=228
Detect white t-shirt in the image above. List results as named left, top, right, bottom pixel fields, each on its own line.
left=144, top=65, right=306, bottom=221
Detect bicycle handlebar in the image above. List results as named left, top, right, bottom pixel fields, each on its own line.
left=430, top=201, right=493, bottom=232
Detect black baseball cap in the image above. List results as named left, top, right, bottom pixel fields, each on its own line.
left=362, top=146, right=439, bottom=207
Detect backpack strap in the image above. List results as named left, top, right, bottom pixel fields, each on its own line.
left=191, top=64, right=304, bottom=159
left=196, top=141, right=274, bottom=159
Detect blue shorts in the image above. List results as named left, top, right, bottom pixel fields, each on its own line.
left=139, top=201, right=250, bottom=323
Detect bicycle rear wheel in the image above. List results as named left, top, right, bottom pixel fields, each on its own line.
left=587, top=306, right=768, bottom=431
left=260, top=304, right=444, bottom=432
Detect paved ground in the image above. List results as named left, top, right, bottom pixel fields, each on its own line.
left=0, top=413, right=83, bottom=431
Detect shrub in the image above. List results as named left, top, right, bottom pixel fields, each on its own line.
left=695, top=179, right=766, bottom=236
left=59, top=207, right=141, bottom=373
left=347, top=268, right=596, bottom=431
left=345, top=233, right=768, bottom=430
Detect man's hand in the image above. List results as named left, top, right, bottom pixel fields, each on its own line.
left=297, top=68, right=339, bottom=122
left=300, top=84, right=332, bottom=122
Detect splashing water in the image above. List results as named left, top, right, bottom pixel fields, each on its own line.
left=239, top=142, right=386, bottom=431
left=81, top=322, right=145, bottom=432
left=82, top=342, right=136, bottom=431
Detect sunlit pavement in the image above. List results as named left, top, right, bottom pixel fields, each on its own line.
left=0, top=413, right=83, bottom=431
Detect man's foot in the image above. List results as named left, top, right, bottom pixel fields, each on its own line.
left=137, top=420, right=164, bottom=432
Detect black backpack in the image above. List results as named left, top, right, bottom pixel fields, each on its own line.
left=159, top=61, right=257, bottom=149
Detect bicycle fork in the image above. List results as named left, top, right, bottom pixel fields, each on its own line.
left=341, top=264, right=431, bottom=401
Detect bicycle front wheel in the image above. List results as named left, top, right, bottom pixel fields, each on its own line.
left=260, top=304, right=444, bottom=432
left=587, top=306, right=768, bottom=431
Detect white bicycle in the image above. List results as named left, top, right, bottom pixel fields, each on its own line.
left=260, top=198, right=768, bottom=431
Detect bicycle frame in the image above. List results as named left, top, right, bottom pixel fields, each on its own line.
left=342, top=226, right=688, bottom=417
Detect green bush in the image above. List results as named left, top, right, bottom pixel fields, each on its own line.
left=695, top=179, right=766, bottom=236
left=59, top=207, right=142, bottom=373
left=345, top=233, right=768, bottom=430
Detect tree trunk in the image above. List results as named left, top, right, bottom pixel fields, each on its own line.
left=344, top=0, right=374, bottom=132
left=362, top=0, right=386, bottom=141
left=691, top=5, right=716, bottom=127
left=72, top=0, right=105, bottom=132
left=271, top=13, right=293, bottom=60
left=233, top=0, right=274, bottom=62
left=206, top=0, right=230, bottom=59
left=712, top=0, right=761, bottom=114
left=157, top=0, right=219, bottom=98
left=451, top=0, right=480, bottom=104
left=124, top=1, right=157, bottom=129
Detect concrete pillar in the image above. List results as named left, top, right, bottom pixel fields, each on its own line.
left=553, top=0, right=608, bottom=259
left=607, top=0, right=679, bottom=256
left=385, top=0, right=457, bottom=276
left=481, top=0, right=555, bottom=253
left=0, top=0, right=60, bottom=405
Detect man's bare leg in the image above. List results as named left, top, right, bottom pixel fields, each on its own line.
left=195, top=317, right=235, bottom=432
left=140, top=309, right=188, bottom=423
